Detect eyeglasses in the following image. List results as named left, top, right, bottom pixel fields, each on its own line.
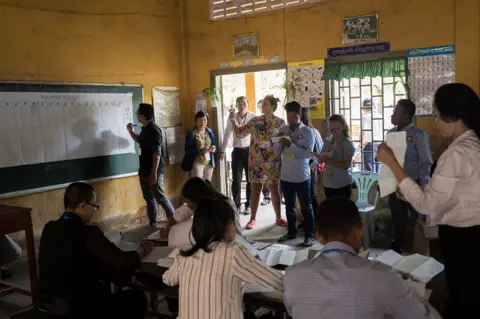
left=86, top=202, right=100, bottom=211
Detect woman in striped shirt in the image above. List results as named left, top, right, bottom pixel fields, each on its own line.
left=163, top=198, right=284, bottom=319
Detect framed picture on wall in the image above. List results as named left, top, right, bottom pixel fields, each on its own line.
left=233, top=33, right=259, bottom=58
left=342, top=14, right=379, bottom=45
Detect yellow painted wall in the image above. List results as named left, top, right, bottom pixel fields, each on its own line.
left=183, top=0, right=479, bottom=158
left=0, top=0, right=187, bottom=235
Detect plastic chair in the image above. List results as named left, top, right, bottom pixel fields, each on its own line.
left=352, top=171, right=380, bottom=249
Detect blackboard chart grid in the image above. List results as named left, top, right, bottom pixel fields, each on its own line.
left=0, top=82, right=143, bottom=198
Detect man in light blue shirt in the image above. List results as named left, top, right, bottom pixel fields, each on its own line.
left=388, top=99, right=433, bottom=254
left=284, top=197, right=437, bottom=319
left=274, top=101, right=315, bottom=247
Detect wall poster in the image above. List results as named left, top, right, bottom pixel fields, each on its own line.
left=287, top=59, right=326, bottom=119
left=407, top=45, right=456, bottom=115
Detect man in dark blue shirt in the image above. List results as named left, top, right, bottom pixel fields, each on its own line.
left=127, top=103, right=174, bottom=226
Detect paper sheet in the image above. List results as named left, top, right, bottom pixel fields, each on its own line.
left=104, top=232, right=139, bottom=252
left=165, top=126, right=186, bottom=165
left=258, top=245, right=310, bottom=266
left=152, top=86, right=180, bottom=128
left=375, top=250, right=444, bottom=283
left=0, top=92, right=136, bottom=168
left=379, top=131, right=407, bottom=197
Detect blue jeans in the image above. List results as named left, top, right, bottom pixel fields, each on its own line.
left=281, top=179, right=315, bottom=240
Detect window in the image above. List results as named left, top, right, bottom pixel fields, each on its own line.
left=327, top=75, right=408, bottom=172
left=210, top=0, right=327, bottom=21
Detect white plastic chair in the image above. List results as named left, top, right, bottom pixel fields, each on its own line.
left=352, top=171, right=380, bottom=248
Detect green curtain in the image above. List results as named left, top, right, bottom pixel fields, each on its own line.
left=322, top=58, right=407, bottom=81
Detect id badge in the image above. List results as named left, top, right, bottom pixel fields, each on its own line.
left=326, top=167, right=333, bottom=176
left=204, top=152, right=211, bottom=161
left=283, top=149, right=295, bottom=158
left=259, top=140, right=270, bottom=148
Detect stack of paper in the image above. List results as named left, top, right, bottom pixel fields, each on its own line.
left=379, top=131, right=407, bottom=197
left=258, top=245, right=310, bottom=266
left=374, top=250, right=444, bottom=283
left=105, top=232, right=139, bottom=252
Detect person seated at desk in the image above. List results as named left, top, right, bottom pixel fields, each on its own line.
left=35, top=182, right=153, bottom=319
left=163, top=198, right=283, bottom=319
left=283, top=197, right=437, bottom=319
left=163, top=177, right=242, bottom=237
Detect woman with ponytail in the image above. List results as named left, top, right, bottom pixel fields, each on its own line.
left=163, top=197, right=283, bottom=319
left=377, top=83, right=480, bottom=318
left=315, top=114, right=355, bottom=199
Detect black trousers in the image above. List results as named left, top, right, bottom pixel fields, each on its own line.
left=324, top=184, right=352, bottom=199
left=231, top=147, right=251, bottom=208
left=439, top=225, right=480, bottom=318
left=310, top=169, right=319, bottom=212
left=388, top=192, right=418, bottom=251
left=139, top=174, right=174, bottom=222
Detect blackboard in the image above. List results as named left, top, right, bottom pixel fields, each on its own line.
left=0, top=82, right=143, bottom=197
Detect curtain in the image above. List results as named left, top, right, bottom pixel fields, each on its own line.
left=322, top=58, right=407, bottom=81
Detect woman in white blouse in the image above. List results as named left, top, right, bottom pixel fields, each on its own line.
left=163, top=198, right=283, bottom=319
left=377, top=83, right=480, bottom=318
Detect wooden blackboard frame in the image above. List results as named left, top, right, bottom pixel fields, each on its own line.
left=0, top=82, right=143, bottom=198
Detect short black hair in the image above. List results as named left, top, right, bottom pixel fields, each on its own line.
left=434, top=83, right=480, bottom=139
left=396, top=99, right=416, bottom=119
left=181, top=197, right=235, bottom=257
left=285, top=101, right=302, bottom=114
left=182, top=177, right=228, bottom=204
left=300, top=107, right=311, bottom=127
left=137, top=103, right=154, bottom=121
left=315, top=197, right=362, bottom=239
left=64, top=182, right=95, bottom=210
left=194, top=110, right=209, bottom=121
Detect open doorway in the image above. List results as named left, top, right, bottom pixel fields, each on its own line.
left=212, top=65, right=287, bottom=199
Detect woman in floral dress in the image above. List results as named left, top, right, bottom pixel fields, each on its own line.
left=231, top=95, right=287, bottom=229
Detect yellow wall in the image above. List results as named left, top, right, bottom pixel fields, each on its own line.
left=0, top=0, right=187, bottom=235
left=183, top=0, right=479, bottom=157
left=2, top=0, right=479, bottom=237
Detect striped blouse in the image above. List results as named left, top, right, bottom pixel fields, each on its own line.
left=163, top=241, right=284, bottom=319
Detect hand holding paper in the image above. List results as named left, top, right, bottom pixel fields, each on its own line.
left=378, top=132, right=407, bottom=197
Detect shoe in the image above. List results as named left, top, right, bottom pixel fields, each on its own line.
left=300, top=238, right=315, bottom=247
left=149, top=221, right=157, bottom=228
left=243, top=207, right=251, bottom=215
left=278, top=234, right=297, bottom=242
left=297, top=222, right=305, bottom=231
left=246, top=220, right=256, bottom=230
left=275, top=218, right=288, bottom=227
left=261, top=198, right=271, bottom=206
left=1, top=268, right=12, bottom=280
left=389, top=242, right=403, bottom=255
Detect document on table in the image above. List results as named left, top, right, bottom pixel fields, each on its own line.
left=258, top=245, right=310, bottom=266
left=374, top=250, right=444, bottom=283
left=105, top=231, right=139, bottom=251
left=379, top=131, right=407, bottom=197
left=142, top=246, right=176, bottom=263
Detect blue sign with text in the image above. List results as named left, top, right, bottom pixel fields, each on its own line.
left=327, top=42, right=390, bottom=57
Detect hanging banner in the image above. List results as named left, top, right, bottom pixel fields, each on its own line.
left=407, top=45, right=455, bottom=114
left=327, top=42, right=390, bottom=57
left=287, top=59, right=326, bottom=119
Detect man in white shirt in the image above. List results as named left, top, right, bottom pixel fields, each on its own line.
left=219, top=96, right=256, bottom=215
left=284, top=197, right=437, bottom=319
left=361, top=98, right=382, bottom=172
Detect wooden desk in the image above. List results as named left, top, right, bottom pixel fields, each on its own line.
left=0, top=205, right=37, bottom=299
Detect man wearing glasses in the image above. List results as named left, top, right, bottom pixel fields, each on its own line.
left=127, top=103, right=175, bottom=226
left=36, top=182, right=152, bottom=318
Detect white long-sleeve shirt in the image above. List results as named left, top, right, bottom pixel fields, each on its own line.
left=399, top=130, right=480, bottom=227
left=221, top=112, right=256, bottom=151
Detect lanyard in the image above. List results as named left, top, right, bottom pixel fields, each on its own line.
left=321, top=248, right=355, bottom=256
left=61, top=215, right=74, bottom=221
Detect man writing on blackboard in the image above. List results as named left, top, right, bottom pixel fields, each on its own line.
left=127, top=103, right=174, bottom=226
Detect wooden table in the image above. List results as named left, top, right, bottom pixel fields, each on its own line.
left=0, top=205, right=37, bottom=299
